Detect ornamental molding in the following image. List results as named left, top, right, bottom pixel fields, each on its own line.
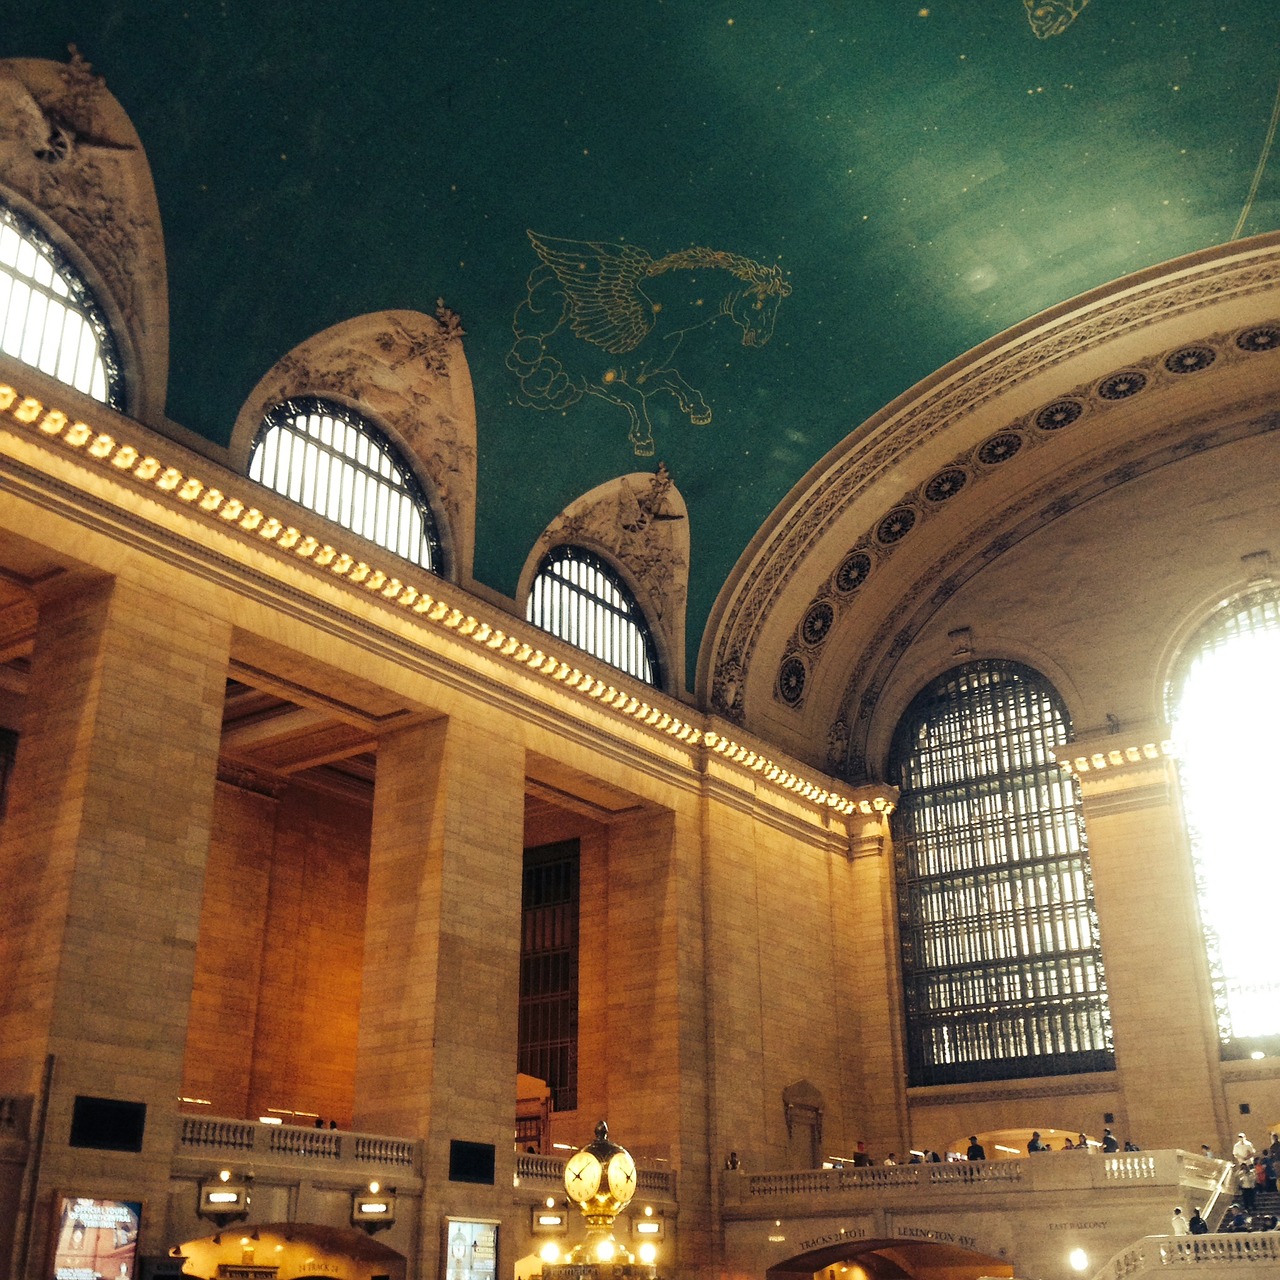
left=229, top=306, right=478, bottom=581
left=0, top=52, right=169, bottom=424
left=522, top=463, right=690, bottom=691
left=830, top=397, right=1279, bottom=779
left=705, top=242, right=1280, bottom=724
left=0, top=368, right=868, bottom=823
left=772, top=323, right=1278, bottom=723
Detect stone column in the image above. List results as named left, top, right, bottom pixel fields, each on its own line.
left=355, top=715, right=525, bottom=1278
left=0, top=573, right=230, bottom=1277
left=1068, top=732, right=1230, bottom=1151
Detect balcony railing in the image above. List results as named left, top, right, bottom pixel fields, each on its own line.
left=178, top=1116, right=419, bottom=1173
left=723, top=1150, right=1224, bottom=1212
left=1096, top=1233, right=1280, bottom=1278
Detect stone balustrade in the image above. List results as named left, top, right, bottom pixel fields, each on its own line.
left=1096, top=1232, right=1280, bottom=1278
left=177, top=1115, right=419, bottom=1173
left=723, top=1150, right=1224, bottom=1212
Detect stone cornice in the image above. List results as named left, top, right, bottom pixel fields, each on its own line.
left=0, top=370, right=869, bottom=828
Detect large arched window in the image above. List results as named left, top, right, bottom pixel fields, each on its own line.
left=889, top=660, right=1113, bottom=1086
left=0, top=198, right=123, bottom=408
left=525, top=545, right=661, bottom=687
left=1168, top=586, right=1280, bottom=1056
left=248, top=397, right=443, bottom=573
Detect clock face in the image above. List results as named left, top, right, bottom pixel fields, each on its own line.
left=607, top=1150, right=637, bottom=1205
left=564, top=1148, right=603, bottom=1201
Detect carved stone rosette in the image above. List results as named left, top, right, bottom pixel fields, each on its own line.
left=229, top=306, right=478, bottom=581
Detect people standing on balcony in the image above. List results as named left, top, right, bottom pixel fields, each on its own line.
left=1078, top=1132, right=1090, bottom=1151
left=1102, top=1128, right=1119, bottom=1152
left=884, top=1152, right=897, bottom=1165
left=1233, top=1132, right=1256, bottom=1163
left=1027, top=1132, right=1045, bottom=1153
left=1171, top=1207, right=1189, bottom=1235
left=852, top=1141, right=871, bottom=1167
left=966, top=1136, right=985, bottom=1160
left=1201, top=1143, right=1214, bottom=1159
left=1188, top=1208, right=1209, bottom=1235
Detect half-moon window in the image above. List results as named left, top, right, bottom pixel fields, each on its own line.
left=0, top=197, right=124, bottom=408
left=248, top=397, right=443, bottom=573
left=526, top=545, right=661, bottom=687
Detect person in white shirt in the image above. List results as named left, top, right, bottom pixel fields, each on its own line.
left=1233, top=1132, right=1256, bottom=1163
left=1171, top=1207, right=1189, bottom=1236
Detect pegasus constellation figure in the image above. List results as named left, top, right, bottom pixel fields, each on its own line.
left=507, top=231, right=790, bottom=456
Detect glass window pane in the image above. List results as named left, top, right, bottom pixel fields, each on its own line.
left=889, top=660, right=1114, bottom=1086
left=525, top=546, right=660, bottom=688
left=0, top=198, right=123, bottom=408
left=247, top=397, right=442, bottom=573
left=1168, top=588, right=1280, bottom=1051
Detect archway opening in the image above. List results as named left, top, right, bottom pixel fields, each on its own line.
left=767, top=1238, right=1014, bottom=1280
left=173, top=1223, right=405, bottom=1280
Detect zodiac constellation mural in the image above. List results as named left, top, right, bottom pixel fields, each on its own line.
left=507, top=231, right=790, bottom=456
left=1024, top=0, right=1089, bottom=38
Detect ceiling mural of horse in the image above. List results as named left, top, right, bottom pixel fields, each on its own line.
left=507, top=232, right=791, bottom=457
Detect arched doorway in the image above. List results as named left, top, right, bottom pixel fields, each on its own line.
left=173, top=1224, right=405, bottom=1280
left=767, top=1239, right=1014, bottom=1280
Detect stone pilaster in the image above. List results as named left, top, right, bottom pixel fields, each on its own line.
left=1066, top=732, right=1230, bottom=1151
left=0, top=573, right=230, bottom=1276
left=355, top=716, right=524, bottom=1279
left=834, top=785, right=909, bottom=1164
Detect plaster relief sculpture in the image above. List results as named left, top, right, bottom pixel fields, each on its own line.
left=0, top=51, right=169, bottom=422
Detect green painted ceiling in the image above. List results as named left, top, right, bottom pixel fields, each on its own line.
left=9, top=2, right=1279, bottom=684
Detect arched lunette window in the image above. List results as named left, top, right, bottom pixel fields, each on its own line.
left=248, top=397, right=443, bottom=573
left=526, top=545, right=661, bottom=687
left=1168, top=586, right=1280, bottom=1057
left=889, top=660, right=1114, bottom=1086
left=0, top=197, right=124, bottom=408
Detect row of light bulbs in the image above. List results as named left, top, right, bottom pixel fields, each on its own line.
left=1, top=381, right=879, bottom=818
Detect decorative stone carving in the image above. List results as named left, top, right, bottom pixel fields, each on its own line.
left=521, top=464, right=690, bottom=692
left=0, top=52, right=169, bottom=423
left=229, top=307, right=479, bottom=581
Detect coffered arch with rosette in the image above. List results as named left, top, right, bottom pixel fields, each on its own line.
left=700, top=232, right=1280, bottom=782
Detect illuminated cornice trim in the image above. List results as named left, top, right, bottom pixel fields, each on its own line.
left=0, top=381, right=874, bottom=817
left=1051, top=740, right=1175, bottom=775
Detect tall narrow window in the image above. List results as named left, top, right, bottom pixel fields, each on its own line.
left=0, top=727, right=17, bottom=820
left=526, top=546, right=661, bottom=686
left=0, top=198, right=123, bottom=407
left=1168, top=586, right=1280, bottom=1055
left=519, top=840, right=579, bottom=1112
left=889, top=660, right=1114, bottom=1086
left=248, top=397, right=443, bottom=573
